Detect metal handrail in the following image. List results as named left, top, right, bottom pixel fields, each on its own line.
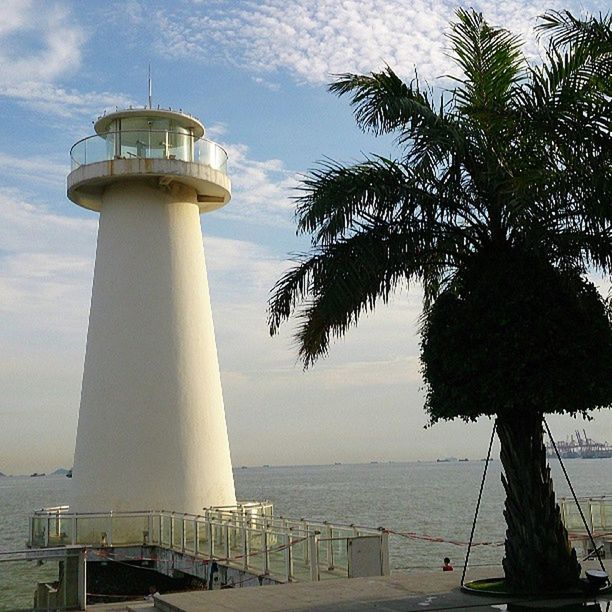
left=209, top=509, right=380, bottom=536
left=558, top=496, right=611, bottom=535
left=29, top=507, right=389, bottom=582
left=69, top=129, right=228, bottom=173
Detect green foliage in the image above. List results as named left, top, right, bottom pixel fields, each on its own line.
left=421, top=245, right=612, bottom=422
left=268, top=8, right=612, bottom=416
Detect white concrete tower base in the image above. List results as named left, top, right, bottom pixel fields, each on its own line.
left=72, top=180, right=236, bottom=513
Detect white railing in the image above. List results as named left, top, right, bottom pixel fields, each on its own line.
left=29, top=505, right=389, bottom=583
left=69, top=129, right=228, bottom=174
left=559, top=495, right=612, bottom=534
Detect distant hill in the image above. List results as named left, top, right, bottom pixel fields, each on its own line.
left=0, top=472, right=6, bottom=477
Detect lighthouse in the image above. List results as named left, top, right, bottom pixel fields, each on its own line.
left=68, top=106, right=237, bottom=513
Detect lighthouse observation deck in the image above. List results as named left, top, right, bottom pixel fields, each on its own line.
left=67, top=107, right=231, bottom=212
left=70, top=129, right=228, bottom=174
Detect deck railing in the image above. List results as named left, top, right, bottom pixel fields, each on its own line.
left=559, top=495, right=612, bottom=534
left=70, top=129, right=228, bottom=174
left=29, top=505, right=388, bottom=583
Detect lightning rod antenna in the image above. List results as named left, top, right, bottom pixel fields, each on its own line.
left=148, top=64, right=152, bottom=109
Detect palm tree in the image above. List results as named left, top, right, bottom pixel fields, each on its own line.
left=268, top=9, right=612, bottom=593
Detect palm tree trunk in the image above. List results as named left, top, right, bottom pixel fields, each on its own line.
left=497, top=412, right=581, bottom=593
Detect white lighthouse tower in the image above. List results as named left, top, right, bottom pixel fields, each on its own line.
left=68, top=106, right=236, bottom=513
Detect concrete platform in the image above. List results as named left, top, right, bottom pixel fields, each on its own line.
left=91, top=561, right=612, bottom=612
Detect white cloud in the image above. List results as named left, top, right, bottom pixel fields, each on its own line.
left=0, top=153, right=69, bottom=187
left=0, top=2, right=82, bottom=82
left=0, top=0, right=30, bottom=36
left=155, top=0, right=588, bottom=87
left=205, top=122, right=228, bottom=139
left=0, top=2, right=131, bottom=117
left=215, top=142, right=299, bottom=227
left=0, top=190, right=97, bottom=333
left=1, top=82, right=133, bottom=119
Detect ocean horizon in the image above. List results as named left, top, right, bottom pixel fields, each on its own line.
left=1, top=459, right=610, bottom=609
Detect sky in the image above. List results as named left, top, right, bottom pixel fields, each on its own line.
left=1, top=0, right=610, bottom=474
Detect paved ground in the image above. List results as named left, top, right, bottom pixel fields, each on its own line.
left=90, top=561, right=612, bottom=612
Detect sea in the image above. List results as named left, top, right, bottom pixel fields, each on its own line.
left=1, top=459, right=610, bottom=610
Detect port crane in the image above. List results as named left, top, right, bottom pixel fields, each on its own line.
left=546, top=429, right=612, bottom=458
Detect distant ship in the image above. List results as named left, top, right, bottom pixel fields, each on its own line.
left=30, top=473, right=45, bottom=477
left=546, top=429, right=612, bottom=459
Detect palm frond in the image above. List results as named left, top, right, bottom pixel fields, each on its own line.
left=330, top=67, right=472, bottom=176
left=295, top=156, right=411, bottom=244
left=448, top=8, right=525, bottom=115
left=537, top=10, right=612, bottom=50
left=329, top=67, right=438, bottom=137
left=269, top=224, right=454, bottom=367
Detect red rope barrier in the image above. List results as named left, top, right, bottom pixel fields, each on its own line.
left=387, top=529, right=504, bottom=547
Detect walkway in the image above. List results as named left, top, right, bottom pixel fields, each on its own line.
left=91, top=560, right=612, bottom=612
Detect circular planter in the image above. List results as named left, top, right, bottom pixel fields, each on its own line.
left=462, top=577, right=612, bottom=598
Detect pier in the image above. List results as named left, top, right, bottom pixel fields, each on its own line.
left=27, top=503, right=389, bottom=608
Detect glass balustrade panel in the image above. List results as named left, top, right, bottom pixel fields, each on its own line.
left=149, top=514, right=161, bottom=545
left=290, top=537, right=311, bottom=581
left=331, top=529, right=350, bottom=573
left=184, top=520, right=196, bottom=554
left=31, top=517, right=47, bottom=547
left=247, top=529, right=264, bottom=574
left=268, top=533, right=288, bottom=579
left=112, top=515, right=149, bottom=546
left=71, top=132, right=226, bottom=172
left=161, top=515, right=171, bottom=548
left=197, top=521, right=210, bottom=557
left=75, top=517, right=109, bottom=547
left=172, top=516, right=183, bottom=550
left=228, top=524, right=243, bottom=559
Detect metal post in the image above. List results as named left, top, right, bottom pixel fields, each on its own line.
left=326, top=524, right=334, bottom=570
left=560, top=498, right=567, bottom=526
left=108, top=512, right=113, bottom=547
left=303, top=521, right=309, bottom=565
left=182, top=516, right=186, bottom=553
left=380, top=529, right=390, bottom=576
left=308, top=532, right=320, bottom=582
left=286, top=532, right=293, bottom=582
left=71, top=515, right=76, bottom=546
left=243, top=527, right=249, bottom=571
left=263, top=530, right=269, bottom=575
left=208, top=521, right=214, bottom=558
left=224, top=522, right=230, bottom=561
left=77, top=549, right=87, bottom=610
